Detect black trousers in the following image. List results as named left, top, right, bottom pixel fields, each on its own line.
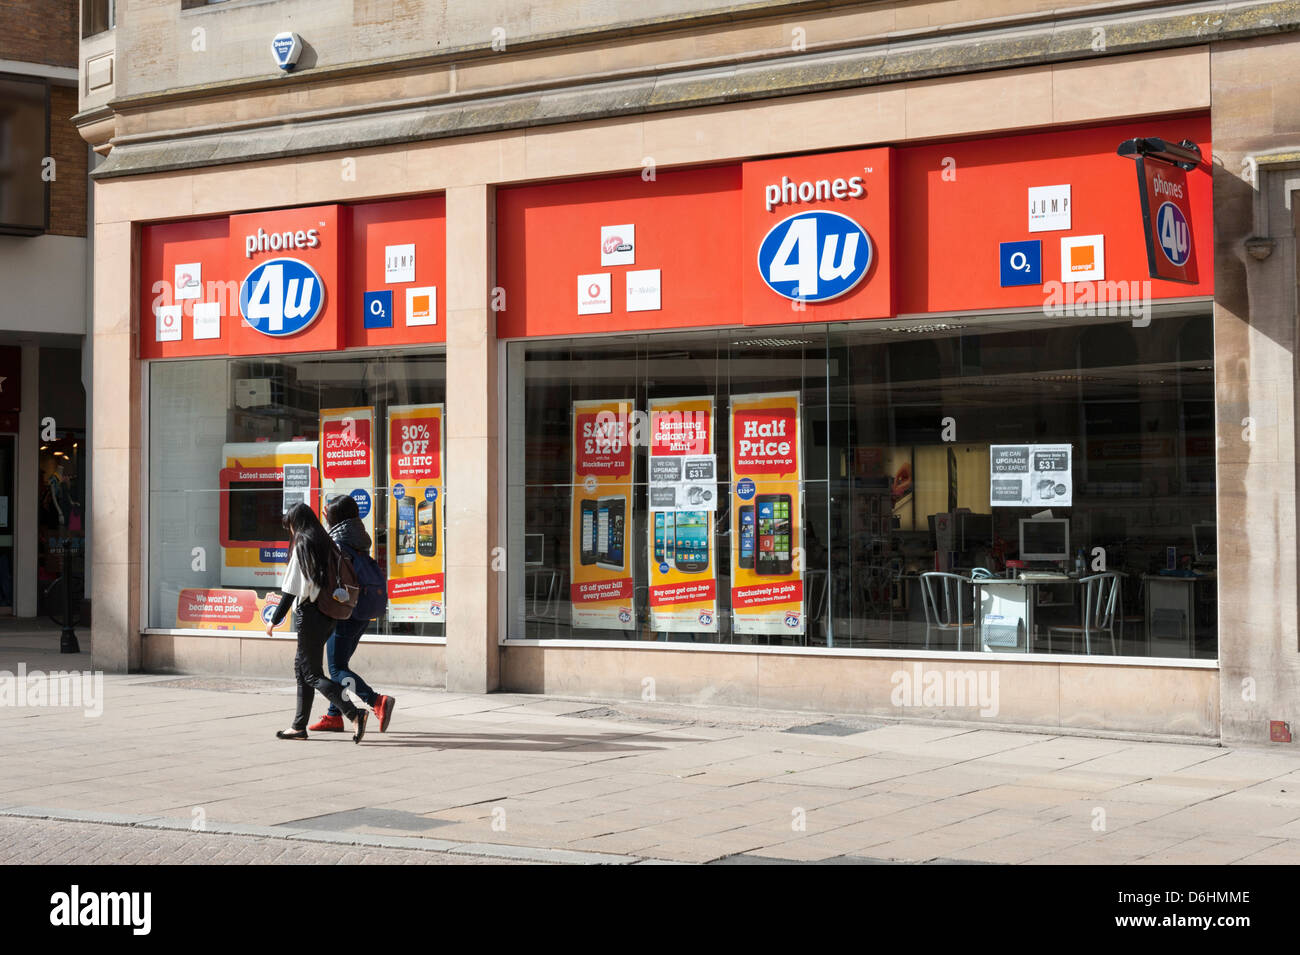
left=292, top=601, right=360, bottom=730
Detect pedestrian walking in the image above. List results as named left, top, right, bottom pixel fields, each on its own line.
left=266, top=502, right=368, bottom=742
left=309, top=493, right=396, bottom=733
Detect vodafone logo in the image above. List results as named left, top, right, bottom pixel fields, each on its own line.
left=587, top=282, right=601, bottom=297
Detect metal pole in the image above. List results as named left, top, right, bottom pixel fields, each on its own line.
left=59, top=536, right=79, bottom=654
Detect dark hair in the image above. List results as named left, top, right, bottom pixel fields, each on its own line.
left=283, top=502, right=332, bottom=587
left=325, top=493, right=359, bottom=527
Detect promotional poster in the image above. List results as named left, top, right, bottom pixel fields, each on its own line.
left=219, top=441, right=319, bottom=588
left=729, top=392, right=804, bottom=635
left=647, top=395, right=718, bottom=633
left=319, top=406, right=376, bottom=543
left=174, top=588, right=292, bottom=633
left=570, top=397, right=635, bottom=631
left=386, top=403, right=446, bottom=623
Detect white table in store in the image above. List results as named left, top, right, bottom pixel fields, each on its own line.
left=972, top=575, right=1082, bottom=653
left=1143, top=572, right=1215, bottom=658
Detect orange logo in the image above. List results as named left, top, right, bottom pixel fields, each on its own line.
left=1069, top=245, right=1094, bottom=272
left=411, top=295, right=430, bottom=317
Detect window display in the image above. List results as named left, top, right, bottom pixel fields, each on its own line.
left=148, top=351, right=446, bottom=640
left=506, top=312, right=1218, bottom=658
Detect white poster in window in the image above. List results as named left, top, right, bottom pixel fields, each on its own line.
left=281, top=463, right=312, bottom=512
left=990, top=444, right=1072, bottom=507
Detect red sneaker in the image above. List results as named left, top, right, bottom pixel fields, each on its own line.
left=374, top=695, right=396, bottom=732
left=309, top=714, right=345, bottom=732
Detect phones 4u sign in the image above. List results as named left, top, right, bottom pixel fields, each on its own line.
left=1120, top=138, right=1200, bottom=284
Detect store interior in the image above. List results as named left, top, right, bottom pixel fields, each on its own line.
left=511, top=307, right=1217, bottom=658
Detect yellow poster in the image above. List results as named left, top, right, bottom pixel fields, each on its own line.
left=570, top=398, right=635, bottom=631
left=648, top=395, right=717, bottom=633
left=219, top=440, right=318, bottom=588
left=319, top=406, right=376, bottom=543
left=386, top=403, right=445, bottom=623
left=729, top=391, right=804, bottom=635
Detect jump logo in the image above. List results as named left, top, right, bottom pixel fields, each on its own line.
left=757, top=210, right=872, bottom=303
left=239, top=258, right=324, bottom=336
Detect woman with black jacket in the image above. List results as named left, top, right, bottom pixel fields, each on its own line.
left=265, top=502, right=368, bottom=743
left=308, top=493, right=395, bottom=733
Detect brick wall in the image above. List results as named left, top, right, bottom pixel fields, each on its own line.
left=0, top=0, right=78, bottom=68
left=49, top=84, right=87, bottom=238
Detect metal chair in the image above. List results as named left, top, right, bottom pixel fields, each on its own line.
left=1048, top=572, right=1120, bottom=654
left=919, top=572, right=977, bottom=651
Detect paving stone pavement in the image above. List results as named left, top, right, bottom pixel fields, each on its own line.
left=0, top=816, right=525, bottom=865
left=5, top=630, right=1300, bottom=865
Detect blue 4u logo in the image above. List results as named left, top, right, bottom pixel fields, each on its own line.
left=1157, top=202, right=1191, bottom=266
left=240, top=258, right=324, bottom=336
left=757, top=210, right=872, bottom=303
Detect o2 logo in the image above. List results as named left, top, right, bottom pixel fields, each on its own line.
left=758, top=210, right=872, bottom=302
left=1156, top=202, right=1191, bottom=266
left=239, top=258, right=324, bottom=336
left=784, top=612, right=801, bottom=629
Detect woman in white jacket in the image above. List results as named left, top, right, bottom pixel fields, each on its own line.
left=266, top=502, right=369, bottom=742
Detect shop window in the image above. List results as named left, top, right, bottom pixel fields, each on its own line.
left=147, top=350, right=447, bottom=640
left=81, top=0, right=115, bottom=37
left=505, top=312, right=1218, bottom=660
left=0, top=76, right=50, bottom=236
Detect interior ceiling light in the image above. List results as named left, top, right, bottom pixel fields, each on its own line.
left=731, top=338, right=816, bottom=347
left=882, top=323, right=967, bottom=334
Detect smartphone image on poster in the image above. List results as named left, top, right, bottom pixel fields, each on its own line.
left=738, top=504, right=755, bottom=570
left=579, top=499, right=598, bottom=565
left=597, top=495, right=625, bottom=571
left=673, top=510, right=709, bottom=573
left=395, top=496, right=416, bottom=565
left=755, top=493, right=792, bottom=576
left=654, top=512, right=665, bottom=562
left=417, top=500, right=436, bottom=557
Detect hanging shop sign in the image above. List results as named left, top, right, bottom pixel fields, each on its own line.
left=386, top=403, right=446, bottom=623
left=319, top=406, right=376, bottom=543
left=730, top=391, right=804, bottom=635
left=989, top=444, right=1073, bottom=507
left=218, top=441, right=319, bottom=588
left=1118, top=137, right=1200, bottom=285
left=570, top=398, right=635, bottom=631
left=647, top=396, right=718, bottom=634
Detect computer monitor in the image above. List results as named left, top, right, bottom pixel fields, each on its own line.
left=1019, top=518, right=1069, bottom=562
left=1193, top=523, right=1216, bottom=564
left=524, top=533, right=545, bottom=566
